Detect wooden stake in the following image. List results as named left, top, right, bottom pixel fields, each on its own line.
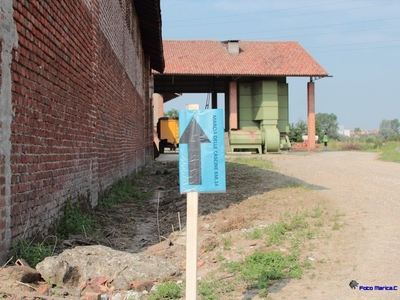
left=156, top=192, right=161, bottom=243
left=186, top=191, right=199, bottom=299
left=178, top=212, right=182, bottom=231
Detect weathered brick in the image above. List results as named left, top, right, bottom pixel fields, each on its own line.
left=35, top=283, right=51, bottom=295
left=1, top=0, right=155, bottom=261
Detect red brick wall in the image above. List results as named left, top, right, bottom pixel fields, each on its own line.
left=0, top=0, right=154, bottom=262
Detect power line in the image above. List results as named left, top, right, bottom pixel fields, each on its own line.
left=162, top=1, right=400, bottom=54
left=164, top=0, right=361, bottom=23
left=311, top=43, right=400, bottom=53
left=308, top=39, right=400, bottom=49
left=173, top=16, right=400, bottom=40
left=260, top=24, right=400, bottom=41
left=166, top=24, right=400, bottom=53
left=163, top=1, right=400, bottom=28
left=174, top=23, right=400, bottom=41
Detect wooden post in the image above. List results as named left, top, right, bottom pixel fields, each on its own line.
left=307, top=80, right=316, bottom=151
left=186, top=191, right=199, bottom=299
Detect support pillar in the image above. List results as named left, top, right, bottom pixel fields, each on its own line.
left=212, top=91, right=217, bottom=109
left=152, top=93, right=164, bottom=122
left=307, top=80, right=316, bottom=151
left=152, top=93, right=164, bottom=151
left=229, top=81, right=238, bottom=130
left=224, top=89, right=229, bottom=130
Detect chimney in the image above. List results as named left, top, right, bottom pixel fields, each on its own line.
left=226, top=40, right=239, bottom=54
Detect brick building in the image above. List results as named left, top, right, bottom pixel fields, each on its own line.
left=0, top=0, right=164, bottom=262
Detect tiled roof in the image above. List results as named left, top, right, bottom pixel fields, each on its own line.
left=162, top=40, right=328, bottom=77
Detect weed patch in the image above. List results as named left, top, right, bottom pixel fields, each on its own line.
left=99, top=176, right=148, bottom=209
left=56, top=200, right=95, bottom=238
left=222, top=235, right=233, bottom=250
left=244, top=228, right=263, bottom=240
left=12, top=236, right=56, bottom=267
left=201, top=237, right=219, bottom=252
left=199, top=276, right=237, bottom=299
left=264, top=222, right=286, bottom=246
left=149, top=282, right=182, bottom=300
left=228, top=157, right=274, bottom=170
left=341, top=143, right=361, bottom=151
left=284, top=180, right=309, bottom=189
left=379, top=141, right=400, bottom=163
left=225, top=251, right=302, bottom=289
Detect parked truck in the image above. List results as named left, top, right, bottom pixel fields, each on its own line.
left=157, top=117, right=179, bottom=153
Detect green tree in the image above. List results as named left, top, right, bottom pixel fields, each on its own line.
left=316, top=113, right=339, bottom=140
left=354, top=127, right=361, bottom=133
left=379, top=119, right=400, bottom=140
left=289, top=120, right=307, bottom=142
left=315, top=120, right=323, bottom=142
left=164, top=108, right=179, bottom=118
left=390, top=118, right=400, bottom=134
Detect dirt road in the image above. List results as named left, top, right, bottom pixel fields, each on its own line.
left=3, top=151, right=396, bottom=299
left=266, top=151, right=400, bottom=300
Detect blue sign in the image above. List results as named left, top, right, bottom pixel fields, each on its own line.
left=179, top=109, right=226, bottom=193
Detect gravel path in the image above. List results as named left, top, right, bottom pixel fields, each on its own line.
left=267, top=151, right=400, bottom=300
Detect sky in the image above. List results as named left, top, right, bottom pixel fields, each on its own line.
left=160, top=0, right=400, bottom=131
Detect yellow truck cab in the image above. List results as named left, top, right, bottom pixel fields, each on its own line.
left=157, top=117, right=179, bottom=153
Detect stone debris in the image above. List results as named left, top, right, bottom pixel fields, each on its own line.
left=0, top=244, right=177, bottom=299
left=144, top=239, right=172, bottom=255
left=36, top=245, right=179, bottom=288
left=0, top=243, right=181, bottom=299
left=0, top=265, right=42, bottom=283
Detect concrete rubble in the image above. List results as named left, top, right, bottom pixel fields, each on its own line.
left=0, top=244, right=180, bottom=299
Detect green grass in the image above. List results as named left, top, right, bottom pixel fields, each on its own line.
left=13, top=237, right=55, bottom=267
left=227, top=157, right=274, bottom=170
left=264, top=222, right=287, bottom=246
left=286, top=211, right=309, bottom=231
left=11, top=171, right=150, bottom=268
left=323, top=139, right=400, bottom=163
left=310, top=205, right=323, bottom=218
left=99, top=175, right=149, bottom=208
left=148, top=282, right=182, bottom=300
left=199, top=281, right=221, bottom=300
left=197, top=205, right=347, bottom=298
left=222, top=235, right=233, bottom=250
left=244, top=211, right=311, bottom=247
left=379, top=141, right=400, bottom=163
left=224, top=250, right=302, bottom=289
left=202, top=238, right=219, bottom=252
left=329, top=210, right=346, bottom=221
left=215, top=251, right=226, bottom=262
left=326, top=139, right=381, bottom=151
left=284, top=180, right=309, bottom=189
left=268, top=212, right=309, bottom=244
left=55, top=199, right=95, bottom=238
left=244, top=227, right=263, bottom=240
left=199, top=276, right=237, bottom=300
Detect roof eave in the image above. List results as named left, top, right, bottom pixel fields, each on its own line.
left=154, top=73, right=329, bottom=77
left=134, top=0, right=165, bottom=73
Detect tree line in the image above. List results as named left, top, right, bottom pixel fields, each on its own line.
left=289, top=113, right=340, bottom=143
left=289, top=113, right=400, bottom=143
left=163, top=109, right=399, bottom=143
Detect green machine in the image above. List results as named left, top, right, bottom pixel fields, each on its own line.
left=229, top=80, right=291, bottom=153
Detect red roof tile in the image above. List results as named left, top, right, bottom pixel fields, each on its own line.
left=162, top=40, right=328, bottom=77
